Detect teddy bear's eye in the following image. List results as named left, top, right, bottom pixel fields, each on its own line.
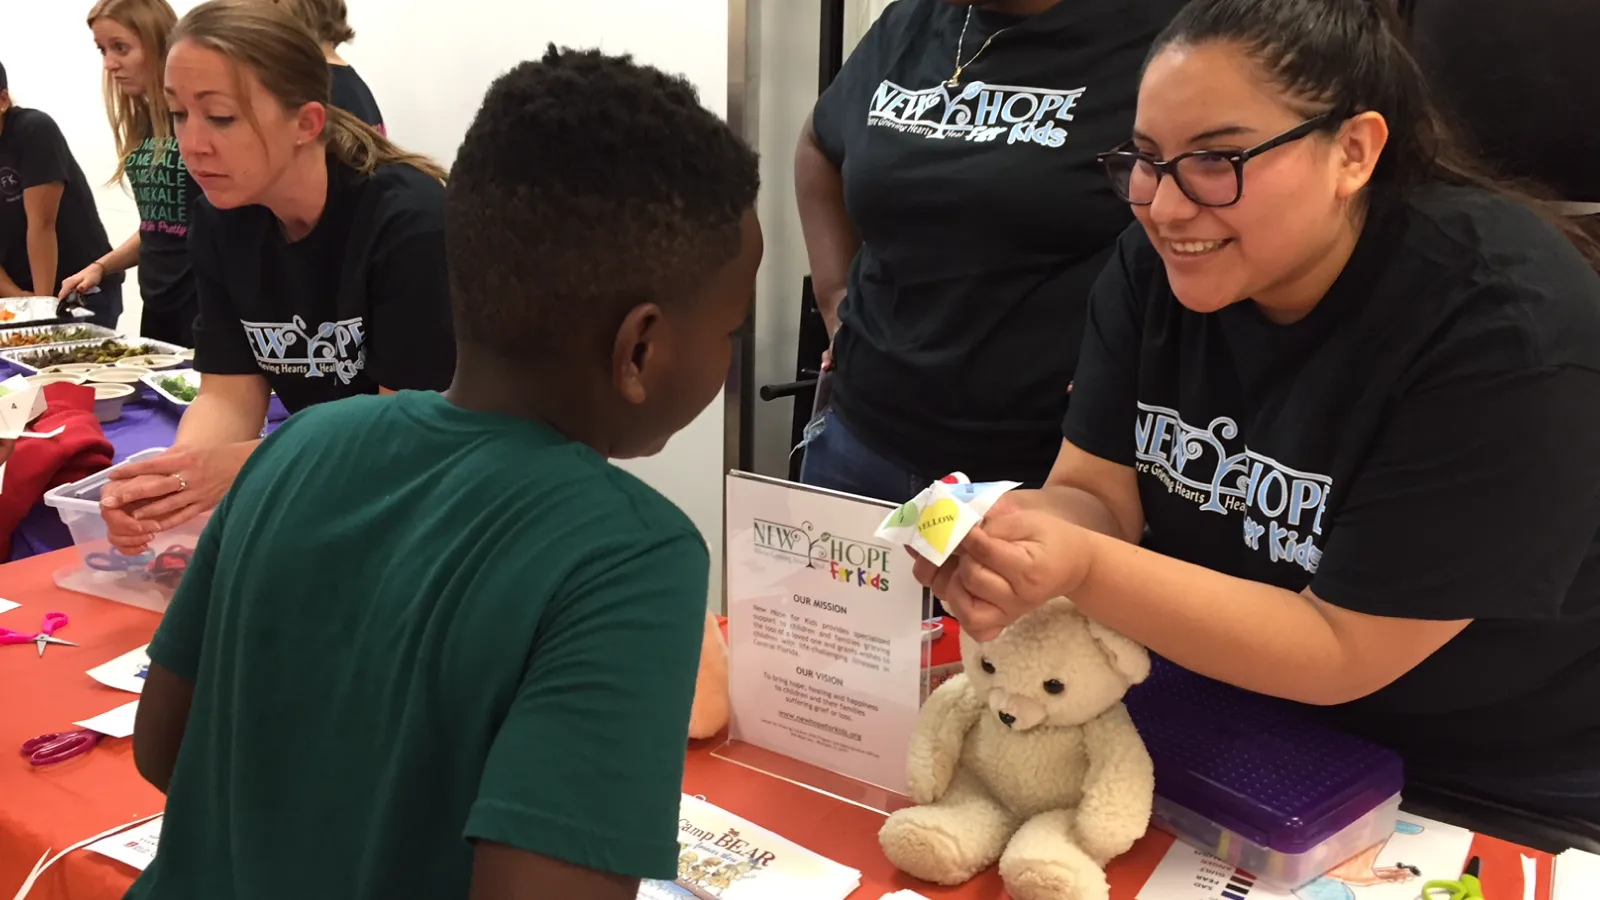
left=980, top=658, right=996, bottom=674
left=1043, top=679, right=1065, bottom=695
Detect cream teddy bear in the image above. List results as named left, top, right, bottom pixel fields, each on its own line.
left=879, top=598, right=1155, bottom=900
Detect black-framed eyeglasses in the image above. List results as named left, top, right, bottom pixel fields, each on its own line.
left=1096, top=113, right=1340, bottom=208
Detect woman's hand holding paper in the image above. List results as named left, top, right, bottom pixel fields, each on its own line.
left=912, top=509, right=1098, bottom=642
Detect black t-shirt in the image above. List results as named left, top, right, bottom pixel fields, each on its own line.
left=329, top=64, right=385, bottom=134
left=1064, top=185, right=1600, bottom=779
left=190, top=157, right=454, bottom=413
left=1404, top=0, right=1600, bottom=204
left=126, top=136, right=197, bottom=316
left=0, top=107, right=121, bottom=301
left=812, top=0, right=1188, bottom=484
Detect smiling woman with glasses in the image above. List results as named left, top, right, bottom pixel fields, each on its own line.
left=1098, top=111, right=1339, bottom=208
left=914, top=0, right=1600, bottom=835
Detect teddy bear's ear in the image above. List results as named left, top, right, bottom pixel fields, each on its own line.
left=1086, top=620, right=1151, bottom=685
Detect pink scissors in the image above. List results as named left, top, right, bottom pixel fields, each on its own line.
left=0, top=612, right=77, bottom=657
left=21, top=730, right=101, bottom=767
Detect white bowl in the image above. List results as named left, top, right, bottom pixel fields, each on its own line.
left=40, top=363, right=105, bottom=376
left=25, top=373, right=86, bottom=387
left=116, top=354, right=183, bottom=371
left=89, top=366, right=149, bottom=384
left=88, top=382, right=135, bottom=422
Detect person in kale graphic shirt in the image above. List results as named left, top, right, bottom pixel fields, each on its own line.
left=97, top=0, right=453, bottom=553
left=794, top=0, right=1188, bottom=500
left=914, top=0, right=1600, bottom=827
left=269, top=0, right=385, bottom=132
left=0, top=62, right=123, bottom=326
left=59, top=0, right=199, bottom=346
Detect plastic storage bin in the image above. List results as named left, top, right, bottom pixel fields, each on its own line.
left=42, top=448, right=210, bottom=613
left=1125, top=657, right=1405, bottom=889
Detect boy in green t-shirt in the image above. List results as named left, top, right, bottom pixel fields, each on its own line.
left=126, top=47, right=761, bottom=900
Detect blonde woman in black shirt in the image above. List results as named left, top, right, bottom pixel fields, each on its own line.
left=98, top=0, right=453, bottom=553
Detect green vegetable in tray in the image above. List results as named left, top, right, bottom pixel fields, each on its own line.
left=158, top=375, right=199, bottom=403
left=15, top=340, right=157, bottom=367
left=0, top=326, right=101, bottom=349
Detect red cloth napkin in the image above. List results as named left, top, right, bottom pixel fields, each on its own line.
left=0, top=383, right=115, bottom=548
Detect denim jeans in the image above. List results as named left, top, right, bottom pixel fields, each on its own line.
left=798, top=409, right=943, bottom=616
left=797, top=409, right=929, bottom=505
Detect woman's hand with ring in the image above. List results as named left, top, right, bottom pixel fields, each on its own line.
left=99, top=444, right=241, bottom=552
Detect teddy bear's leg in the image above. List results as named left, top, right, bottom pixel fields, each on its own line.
left=999, top=810, right=1112, bottom=900
left=879, top=769, right=1018, bottom=885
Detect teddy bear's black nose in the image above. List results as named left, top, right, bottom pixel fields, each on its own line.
left=998, top=711, right=1016, bottom=728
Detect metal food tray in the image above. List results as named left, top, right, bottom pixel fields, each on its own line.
left=0, top=323, right=121, bottom=354
left=0, top=337, right=189, bottom=375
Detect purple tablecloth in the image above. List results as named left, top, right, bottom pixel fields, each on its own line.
left=4, top=364, right=289, bottom=560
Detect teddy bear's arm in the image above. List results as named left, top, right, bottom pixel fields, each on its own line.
left=1074, top=704, right=1156, bottom=863
left=905, top=672, right=986, bottom=805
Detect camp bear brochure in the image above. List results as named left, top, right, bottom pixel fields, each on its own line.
left=638, top=794, right=860, bottom=900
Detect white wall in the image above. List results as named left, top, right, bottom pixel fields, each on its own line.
left=748, top=0, right=820, bottom=479
left=4, top=0, right=735, bottom=608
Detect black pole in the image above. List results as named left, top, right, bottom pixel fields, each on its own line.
left=819, top=0, right=847, bottom=92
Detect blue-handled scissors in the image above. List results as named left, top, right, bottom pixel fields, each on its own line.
left=85, top=549, right=156, bottom=576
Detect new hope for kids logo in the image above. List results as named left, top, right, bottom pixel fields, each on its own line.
left=1133, top=402, right=1331, bottom=574
left=867, top=79, right=1087, bottom=148
left=751, top=518, right=892, bottom=591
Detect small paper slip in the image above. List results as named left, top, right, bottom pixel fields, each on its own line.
left=636, top=794, right=860, bottom=900
left=87, top=645, right=152, bottom=694
left=73, top=699, right=140, bottom=738
left=1138, top=813, right=1472, bottom=899
left=875, top=472, right=1021, bottom=566
left=879, top=892, right=933, bottom=900
left=84, top=816, right=162, bottom=872
left=1555, top=847, right=1600, bottom=900
left=0, top=598, right=20, bottom=615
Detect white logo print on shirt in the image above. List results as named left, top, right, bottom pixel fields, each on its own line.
left=1133, top=402, right=1330, bottom=574
left=868, top=80, right=1085, bottom=148
left=241, top=315, right=365, bottom=384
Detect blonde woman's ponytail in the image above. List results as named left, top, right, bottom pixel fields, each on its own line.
left=323, top=106, right=446, bottom=182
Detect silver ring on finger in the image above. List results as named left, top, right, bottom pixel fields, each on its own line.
left=175, top=473, right=190, bottom=493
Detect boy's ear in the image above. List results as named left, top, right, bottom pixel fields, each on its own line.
left=612, top=302, right=665, bottom=404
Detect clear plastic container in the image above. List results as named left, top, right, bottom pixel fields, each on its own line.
left=1126, top=657, right=1406, bottom=890
left=42, top=448, right=210, bottom=613
left=1152, top=790, right=1401, bottom=889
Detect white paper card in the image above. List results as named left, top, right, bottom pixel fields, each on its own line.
left=0, top=375, right=45, bottom=436
left=1555, top=848, right=1600, bottom=900
left=879, top=892, right=934, bottom=900
left=874, top=472, right=1020, bottom=566
left=87, top=645, right=151, bottom=694
left=1137, top=813, right=1473, bottom=899
left=84, top=816, right=162, bottom=872
left=0, top=598, right=20, bottom=615
left=637, top=794, right=860, bottom=900
left=73, top=700, right=140, bottom=738
left=725, top=473, right=924, bottom=794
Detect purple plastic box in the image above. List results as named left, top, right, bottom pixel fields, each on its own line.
left=1125, top=657, right=1404, bottom=887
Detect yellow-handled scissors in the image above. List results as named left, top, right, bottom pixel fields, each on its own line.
left=1422, top=855, right=1485, bottom=900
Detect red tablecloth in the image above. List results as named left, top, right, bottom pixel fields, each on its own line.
left=0, top=549, right=1557, bottom=900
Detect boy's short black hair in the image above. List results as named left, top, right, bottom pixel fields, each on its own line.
left=445, top=46, right=760, bottom=364
left=0, top=60, right=8, bottom=92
